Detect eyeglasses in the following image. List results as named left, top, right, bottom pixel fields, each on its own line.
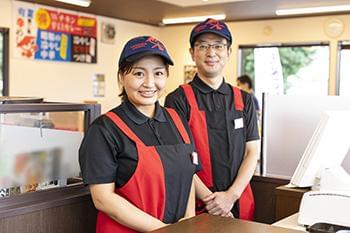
left=194, top=43, right=228, bottom=52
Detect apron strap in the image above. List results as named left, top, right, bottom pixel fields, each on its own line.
left=181, top=84, right=199, bottom=110
left=165, top=107, right=191, bottom=144
left=105, top=111, right=145, bottom=146
left=233, top=86, right=244, bottom=111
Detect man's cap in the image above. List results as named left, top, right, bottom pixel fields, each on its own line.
left=118, top=36, right=174, bottom=67
left=190, top=18, right=232, bottom=46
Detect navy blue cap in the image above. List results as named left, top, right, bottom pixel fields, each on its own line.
left=190, top=18, right=232, bottom=46
left=118, top=36, right=174, bottom=67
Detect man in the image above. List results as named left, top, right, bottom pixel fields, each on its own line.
left=236, top=74, right=261, bottom=119
left=165, top=18, right=259, bottom=220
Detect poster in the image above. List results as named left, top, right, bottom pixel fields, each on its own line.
left=184, top=65, right=197, bottom=83
left=13, top=1, right=97, bottom=63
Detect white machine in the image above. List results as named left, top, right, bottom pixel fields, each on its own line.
left=298, top=190, right=350, bottom=227
left=287, top=111, right=350, bottom=228
left=298, top=167, right=350, bottom=228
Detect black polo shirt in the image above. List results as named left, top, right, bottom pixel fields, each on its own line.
left=165, top=75, right=259, bottom=191
left=79, top=99, right=196, bottom=187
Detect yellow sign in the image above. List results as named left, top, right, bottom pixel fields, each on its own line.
left=60, top=34, right=68, bottom=59
left=77, top=18, right=96, bottom=27
left=35, top=8, right=51, bottom=30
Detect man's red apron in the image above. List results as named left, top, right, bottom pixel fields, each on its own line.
left=96, top=108, right=195, bottom=233
left=181, top=84, right=254, bottom=220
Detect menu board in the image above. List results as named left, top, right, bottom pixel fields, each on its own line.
left=13, top=1, right=97, bottom=63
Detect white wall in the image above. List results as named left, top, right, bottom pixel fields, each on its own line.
left=161, top=15, right=350, bottom=95
left=1, top=0, right=350, bottom=112
left=0, top=0, right=160, bottom=113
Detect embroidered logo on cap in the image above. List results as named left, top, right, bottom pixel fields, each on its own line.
left=130, top=36, right=164, bottom=51
left=146, top=36, right=165, bottom=51
left=194, top=19, right=224, bottom=33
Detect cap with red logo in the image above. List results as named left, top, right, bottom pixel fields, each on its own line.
left=190, top=18, right=232, bottom=47
left=118, top=36, right=174, bottom=67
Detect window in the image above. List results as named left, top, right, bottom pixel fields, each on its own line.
left=0, top=27, right=9, bottom=96
left=238, top=43, right=330, bottom=105
left=338, top=41, right=350, bottom=96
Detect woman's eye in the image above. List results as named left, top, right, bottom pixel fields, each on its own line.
left=133, top=71, right=144, bottom=77
left=155, top=71, right=164, bottom=76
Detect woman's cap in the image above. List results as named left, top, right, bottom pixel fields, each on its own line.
left=118, top=36, right=174, bottom=67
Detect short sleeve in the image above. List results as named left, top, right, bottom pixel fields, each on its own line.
left=165, top=88, right=190, bottom=122
left=243, top=92, right=260, bottom=142
left=79, top=120, right=119, bottom=185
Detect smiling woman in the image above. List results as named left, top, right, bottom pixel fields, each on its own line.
left=79, top=36, right=198, bottom=233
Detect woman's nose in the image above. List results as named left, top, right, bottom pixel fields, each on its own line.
left=142, top=75, right=155, bottom=87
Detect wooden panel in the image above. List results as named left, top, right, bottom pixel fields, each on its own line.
left=251, top=175, right=289, bottom=224
left=0, top=197, right=97, bottom=233
left=275, top=185, right=309, bottom=221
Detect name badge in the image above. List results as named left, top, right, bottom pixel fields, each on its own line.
left=191, top=152, right=199, bottom=165
left=234, top=118, right=244, bottom=129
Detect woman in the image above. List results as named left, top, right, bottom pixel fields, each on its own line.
left=79, top=36, right=197, bottom=233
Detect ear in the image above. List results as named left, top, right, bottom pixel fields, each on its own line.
left=118, top=73, right=125, bottom=87
left=227, top=46, right=232, bottom=57
left=189, top=47, right=195, bottom=62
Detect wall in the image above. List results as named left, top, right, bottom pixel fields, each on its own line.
left=160, top=15, right=350, bottom=95
left=0, top=0, right=160, bottom=113
left=1, top=0, right=350, bottom=111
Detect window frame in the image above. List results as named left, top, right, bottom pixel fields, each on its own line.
left=336, top=41, right=350, bottom=95
left=0, top=27, right=9, bottom=96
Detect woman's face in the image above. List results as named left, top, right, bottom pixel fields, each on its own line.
left=120, top=55, right=167, bottom=113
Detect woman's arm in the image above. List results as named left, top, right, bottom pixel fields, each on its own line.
left=193, top=174, right=212, bottom=200
left=183, top=177, right=196, bottom=219
left=90, top=183, right=167, bottom=232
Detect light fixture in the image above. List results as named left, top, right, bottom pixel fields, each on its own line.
left=54, top=0, right=91, bottom=7
left=162, top=14, right=226, bottom=25
left=276, top=4, right=350, bottom=16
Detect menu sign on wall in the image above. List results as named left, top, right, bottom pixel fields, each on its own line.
left=13, top=1, right=97, bottom=63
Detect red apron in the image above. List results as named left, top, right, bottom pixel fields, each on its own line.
left=96, top=108, right=195, bottom=233
left=181, top=84, right=255, bottom=220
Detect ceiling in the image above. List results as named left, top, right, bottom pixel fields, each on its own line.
left=20, top=0, right=350, bottom=26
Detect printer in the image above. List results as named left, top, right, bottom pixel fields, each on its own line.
left=298, top=166, right=350, bottom=228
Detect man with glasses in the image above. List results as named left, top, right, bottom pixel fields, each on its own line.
left=165, top=18, right=259, bottom=219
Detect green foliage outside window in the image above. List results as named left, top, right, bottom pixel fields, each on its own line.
left=241, top=47, right=315, bottom=93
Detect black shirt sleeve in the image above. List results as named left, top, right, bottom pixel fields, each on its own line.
left=79, top=117, right=119, bottom=185
left=242, top=91, right=260, bottom=142
left=165, top=87, right=190, bottom=122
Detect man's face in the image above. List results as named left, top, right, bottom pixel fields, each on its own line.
left=237, top=80, right=250, bottom=92
left=190, top=33, right=231, bottom=79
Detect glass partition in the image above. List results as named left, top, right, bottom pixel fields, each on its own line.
left=0, top=102, right=100, bottom=198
